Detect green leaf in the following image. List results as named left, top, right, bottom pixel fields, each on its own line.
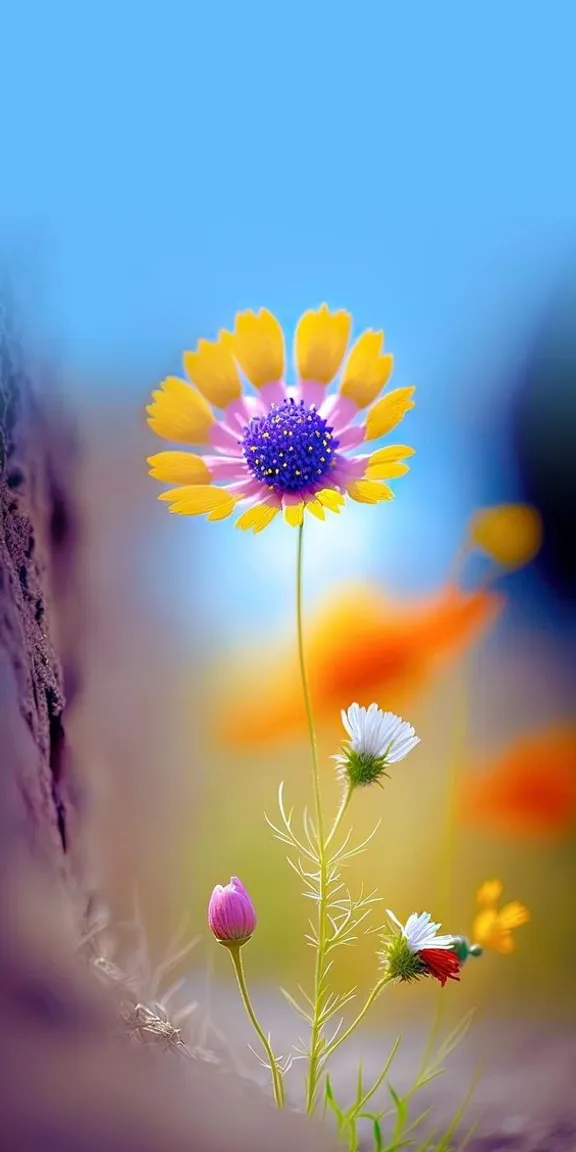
left=433, top=1010, right=475, bottom=1066
left=355, top=1060, right=364, bottom=1107
left=388, top=1084, right=409, bottom=1128
left=417, top=1010, right=475, bottom=1088
left=324, top=1075, right=345, bottom=1127
left=433, top=1067, right=480, bottom=1152
left=372, top=1118, right=384, bottom=1151
left=412, top=1127, right=439, bottom=1152
left=456, top=1118, right=479, bottom=1152
left=279, top=985, right=313, bottom=1024
left=344, top=1036, right=402, bottom=1125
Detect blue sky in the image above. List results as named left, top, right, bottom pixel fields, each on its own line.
left=2, top=1, right=576, bottom=639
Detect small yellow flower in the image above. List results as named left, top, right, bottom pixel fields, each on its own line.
left=472, top=879, right=529, bottom=955
left=467, top=504, right=543, bottom=570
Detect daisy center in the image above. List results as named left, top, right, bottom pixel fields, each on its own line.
left=241, top=398, right=340, bottom=493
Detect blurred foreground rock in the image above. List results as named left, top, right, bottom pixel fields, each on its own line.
left=0, top=308, right=339, bottom=1152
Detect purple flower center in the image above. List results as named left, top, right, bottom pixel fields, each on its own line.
left=241, top=398, right=340, bottom=493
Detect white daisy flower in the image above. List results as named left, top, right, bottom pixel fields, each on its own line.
left=387, top=910, right=455, bottom=952
left=334, top=702, right=419, bottom=788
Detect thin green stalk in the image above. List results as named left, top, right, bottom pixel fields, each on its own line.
left=296, top=523, right=329, bottom=1114
left=325, top=784, right=353, bottom=850
left=323, top=974, right=392, bottom=1061
left=296, top=522, right=325, bottom=846
left=228, top=944, right=285, bottom=1108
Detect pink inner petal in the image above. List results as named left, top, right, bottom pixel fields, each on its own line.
left=204, top=456, right=249, bottom=481
left=297, top=380, right=325, bottom=408
left=259, top=380, right=288, bottom=407
left=319, top=394, right=358, bottom=434
left=224, top=394, right=265, bottom=435
left=337, top=424, right=366, bottom=450
left=228, top=477, right=280, bottom=504
left=209, top=422, right=243, bottom=456
left=332, top=455, right=366, bottom=480
left=322, top=470, right=348, bottom=490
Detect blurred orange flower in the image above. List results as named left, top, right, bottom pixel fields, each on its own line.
left=460, top=728, right=576, bottom=838
left=473, top=879, right=530, bottom=954
left=219, top=581, right=502, bottom=749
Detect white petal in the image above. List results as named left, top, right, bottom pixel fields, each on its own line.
left=416, top=934, right=455, bottom=951
left=340, top=703, right=419, bottom=764
left=401, top=911, right=454, bottom=952
left=386, top=909, right=404, bottom=931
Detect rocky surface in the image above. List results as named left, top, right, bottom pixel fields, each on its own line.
left=0, top=299, right=84, bottom=891
left=0, top=307, right=340, bottom=1152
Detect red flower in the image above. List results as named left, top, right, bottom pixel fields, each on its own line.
left=419, top=947, right=461, bottom=987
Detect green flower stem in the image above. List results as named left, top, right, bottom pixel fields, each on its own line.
left=323, top=974, right=392, bottom=1061
left=296, top=522, right=325, bottom=851
left=325, top=784, right=353, bottom=849
left=296, top=523, right=329, bottom=1115
left=227, top=944, right=285, bottom=1108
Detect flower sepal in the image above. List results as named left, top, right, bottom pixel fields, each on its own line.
left=450, top=935, right=484, bottom=964
left=380, top=929, right=428, bottom=984
left=338, top=747, right=391, bottom=789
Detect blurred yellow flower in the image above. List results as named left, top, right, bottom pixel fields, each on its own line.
left=472, top=879, right=530, bottom=954
left=468, top=503, right=543, bottom=570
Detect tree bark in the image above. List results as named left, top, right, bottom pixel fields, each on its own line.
left=0, top=299, right=84, bottom=890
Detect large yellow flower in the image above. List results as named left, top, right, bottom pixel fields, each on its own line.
left=146, top=306, right=415, bottom=531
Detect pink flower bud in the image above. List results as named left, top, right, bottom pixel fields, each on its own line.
left=208, top=876, right=257, bottom=946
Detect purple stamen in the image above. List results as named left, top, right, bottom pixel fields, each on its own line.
left=241, top=398, right=340, bottom=493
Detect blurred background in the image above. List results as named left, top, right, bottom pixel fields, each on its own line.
left=2, top=0, right=576, bottom=1059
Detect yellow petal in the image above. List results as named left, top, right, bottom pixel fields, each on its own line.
left=295, top=304, right=351, bottom=384
left=233, top=309, right=285, bottom=388
left=340, top=330, right=394, bottom=408
left=364, top=387, right=416, bottom=441
left=476, top=879, right=503, bottom=907
left=207, top=500, right=237, bottom=522
left=147, top=451, right=211, bottom=484
left=305, top=498, right=326, bottom=520
left=316, top=488, right=345, bottom=512
left=183, top=334, right=241, bottom=407
left=498, top=901, right=530, bottom=931
left=235, top=501, right=280, bottom=533
left=496, top=934, right=516, bottom=955
left=346, top=479, right=394, bottom=504
left=484, top=927, right=516, bottom=955
left=365, top=461, right=410, bottom=481
left=157, top=484, right=235, bottom=518
left=368, top=444, right=415, bottom=464
left=146, top=377, right=214, bottom=444
left=468, top=504, right=543, bottom=570
left=284, top=501, right=305, bottom=526
left=472, top=909, right=504, bottom=950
